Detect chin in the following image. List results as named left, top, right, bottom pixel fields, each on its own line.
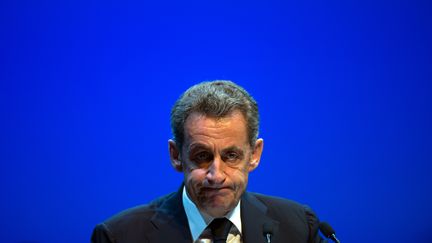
left=203, top=200, right=236, bottom=217
left=206, top=206, right=231, bottom=218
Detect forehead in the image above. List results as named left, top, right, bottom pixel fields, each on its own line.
left=183, top=111, right=249, bottom=147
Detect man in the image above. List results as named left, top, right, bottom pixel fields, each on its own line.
left=91, top=80, right=325, bottom=243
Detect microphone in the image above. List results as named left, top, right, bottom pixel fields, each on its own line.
left=262, top=223, right=273, bottom=243
left=319, top=222, right=340, bottom=243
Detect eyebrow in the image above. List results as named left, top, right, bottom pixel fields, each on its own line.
left=187, top=144, right=245, bottom=155
left=187, top=143, right=211, bottom=153
left=221, top=146, right=244, bottom=155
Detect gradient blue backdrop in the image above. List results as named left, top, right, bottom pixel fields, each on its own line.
left=1, top=1, right=431, bottom=242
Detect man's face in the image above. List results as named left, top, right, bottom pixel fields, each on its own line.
left=169, top=110, right=263, bottom=218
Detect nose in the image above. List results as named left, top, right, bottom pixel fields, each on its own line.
left=206, top=156, right=226, bottom=185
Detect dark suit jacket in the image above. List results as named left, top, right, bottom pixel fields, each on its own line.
left=91, top=187, right=326, bottom=243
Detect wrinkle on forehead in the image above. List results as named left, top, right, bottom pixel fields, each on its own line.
left=183, top=111, right=249, bottom=151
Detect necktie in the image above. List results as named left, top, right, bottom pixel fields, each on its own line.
left=208, top=218, right=233, bottom=243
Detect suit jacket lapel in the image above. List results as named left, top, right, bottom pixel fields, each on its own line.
left=146, top=189, right=281, bottom=243
left=241, top=192, right=280, bottom=243
left=147, top=186, right=193, bottom=243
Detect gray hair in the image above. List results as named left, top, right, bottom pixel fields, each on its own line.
left=170, top=80, right=259, bottom=150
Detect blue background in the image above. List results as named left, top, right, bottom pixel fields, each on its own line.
left=1, top=1, right=431, bottom=242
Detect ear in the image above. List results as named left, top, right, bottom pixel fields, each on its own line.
left=248, top=138, right=263, bottom=172
left=168, top=139, right=183, bottom=172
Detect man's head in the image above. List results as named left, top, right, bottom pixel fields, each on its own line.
left=170, top=80, right=260, bottom=150
left=168, top=80, right=264, bottom=218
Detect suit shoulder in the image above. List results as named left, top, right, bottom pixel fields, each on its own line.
left=101, top=192, right=175, bottom=234
left=248, top=192, right=323, bottom=242
left=249, top=192, right=320, bottom=226
left=250, top=192, right=306, bottom=210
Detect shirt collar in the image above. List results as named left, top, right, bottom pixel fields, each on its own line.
left=182, top=186, right=242, bottom=241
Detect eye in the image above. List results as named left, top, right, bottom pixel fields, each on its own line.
left=193, top=151, right=213, bottom=163
left=224, top=151, right=239, bottom=162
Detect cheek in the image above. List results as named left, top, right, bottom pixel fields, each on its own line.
left=228, top=167, right=249, bottom=188
left=184, top=169, right=207, bottom=186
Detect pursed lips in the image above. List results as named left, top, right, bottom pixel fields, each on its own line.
left=201, top=186, right=232, bottom=193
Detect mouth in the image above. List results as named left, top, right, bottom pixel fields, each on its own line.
left=202, top=186, right=231, bottom=191
left=201, top=186, right=232, bottom=195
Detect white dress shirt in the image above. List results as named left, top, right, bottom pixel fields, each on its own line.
left=182, top=186, right=243, bottom=243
